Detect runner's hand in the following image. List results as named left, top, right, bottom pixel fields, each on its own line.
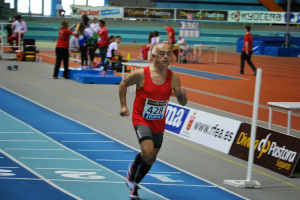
left=120, top=106, right=130, bottom=117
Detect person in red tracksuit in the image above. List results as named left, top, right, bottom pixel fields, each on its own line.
left=119, top=43, right=188, bottom=200
left=53, top=20, right=77, bottom=79
left=239, top=25, right=257, bottom=76
left=164, top=25, right=176, bottom=61
left=97, top=19, right=109, bottom=75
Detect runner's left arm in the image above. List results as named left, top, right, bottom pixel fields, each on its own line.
left=172, top=72, right=187, bottom=106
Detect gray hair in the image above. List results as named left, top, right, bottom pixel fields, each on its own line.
left=152, top=43, right=165, bottom=55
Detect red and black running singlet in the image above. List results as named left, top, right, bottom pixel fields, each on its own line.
left=132, top=66, right=172, bottom=133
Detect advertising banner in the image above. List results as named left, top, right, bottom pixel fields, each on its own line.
left=165, top=103, right=241, bottom=154
left=71, top=5, right=124, bottom=18
left=229, top=123, right=300, bottom=177
left=177, top=9, right=228, bottom=21
left=124, top=8, right=174, bottom=19
left=228, top=11, right=285, bottom=24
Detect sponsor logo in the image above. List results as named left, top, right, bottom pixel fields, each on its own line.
left=101, top=9, right=120, bottom=16
left=165, top=104, right=189, bottom=134
left=231, top=11, right=282, bottom=22
left=287, top=12, right=300, bottom=23
left=231, top=11, right=241, bottom=21
left=236, top=132, right=297, bottom=163
left=186, top=112, right=196, bottom=131
left=72, top=7, right=100, bottom=16
left=124, top=8, right=174, bottom=19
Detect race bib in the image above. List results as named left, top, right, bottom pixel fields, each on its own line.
left=142, top=98, right=168, bottom=120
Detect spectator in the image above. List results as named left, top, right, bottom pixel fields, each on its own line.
left=107, top=36, right=124, bottom=61
left=164, top=25, right=176, bottom=61
left=150, top=31, right=161, bottom=50
left=173, top=35, right=187, bottom=62
left=140, top=32, right=153, bottom=60
left=56, top=1, right=65, bottom=17
left=81, top=14, right=89, bottom=27
left=6, top=17, right=16, bottom=43
left=53, top=20, right=77, bottom=79
left=8, top=15, right=27, bottom=51
left=69, top=35, right=79, bottom=52
left=109, top=35, right=116, bottom=44
left=90, top=17, right=100, bottom=33
left=77, top=24, right=89, bottom=68
left=97, top=19, right=109, bottom=75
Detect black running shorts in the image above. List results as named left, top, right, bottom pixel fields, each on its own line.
left=134, top=125, right=164, bottom=148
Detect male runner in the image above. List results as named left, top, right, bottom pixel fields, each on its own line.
left=119, top=43, right=187, bottom=199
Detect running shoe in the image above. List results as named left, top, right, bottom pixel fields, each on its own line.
left=126, top=162, right=136, bottom=191
left=129, top=185, right=140, bottom=200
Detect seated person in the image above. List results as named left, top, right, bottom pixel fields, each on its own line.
left=69, top=35, right=79, bottom=52
left=173, top=35, right=187, bottom=62
left=107, top=36, right=126, bottom=62
left=56, top=1, right=65, bottom=17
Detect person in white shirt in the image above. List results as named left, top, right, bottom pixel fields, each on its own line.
left=90, top=17, right=100, bottom=34
left=8, top=15, right=27, bottom=50
left=56, top=1, right=65, bottom=17
left=107, top=36, right=122, bottom=60
left=150, top=31, right=160, bottom=50
left=69, top=35, right=79, bottom=52
left=173, top=35, right=187, bottom=62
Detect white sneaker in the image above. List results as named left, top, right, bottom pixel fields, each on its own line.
left=129, top=185, right=140, bottom=200
left=126, top=162, right=136, bottom=191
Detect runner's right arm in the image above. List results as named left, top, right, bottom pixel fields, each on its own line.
left=119, top=69, right=144, bottom=116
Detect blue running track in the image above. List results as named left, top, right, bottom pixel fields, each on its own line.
left=0, top=86, right=247, bottom=200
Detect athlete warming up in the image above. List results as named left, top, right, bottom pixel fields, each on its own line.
left=119, top=43, right=187, bottom=199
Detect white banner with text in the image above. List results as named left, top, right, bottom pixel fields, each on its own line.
left=165, top=103, right=241, bottom=154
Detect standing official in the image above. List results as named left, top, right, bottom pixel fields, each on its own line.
left=239, top=26, right=257, bottom=76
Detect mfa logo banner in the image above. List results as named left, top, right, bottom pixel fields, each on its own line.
left=165, top=103, right=241, bottom=154
left=180, top=109, right=241, bottom=154
left=165, top=103, right=189, bottom=134
left=228, top=11, right=285, bottom=24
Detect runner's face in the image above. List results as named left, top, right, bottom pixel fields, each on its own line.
left=154, top=45, right=171, bottom=68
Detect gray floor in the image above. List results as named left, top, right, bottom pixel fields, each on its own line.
left=0, top=55, right=299, bottom=200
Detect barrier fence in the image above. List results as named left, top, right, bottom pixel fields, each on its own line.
left=70, top=5, right=300, bottom=24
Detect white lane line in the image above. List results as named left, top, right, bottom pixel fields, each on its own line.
left=0, top=157, right=4, bottom=159
left=96, top=159, right=133, bottom=161
left=77, top=149, right=133, bottom=152
left=0, top=149, right=82, bottom=200
left=61, top=141, right=114, bottom=143
left=0, top=167, right=19, bottom=168
left=0, top=177, right=219, bottom=187
left=46, top=132, right=97, bottom=135
left=36, top=168, right=103, bottom=171
left=0, top=132, right=35, bottom=134
left=141, top=183, right=217, bottom=187
left=19, top=157, right=82, bottom=161
left=118, top=170, right=182, bottom=174
left=5, top=148, right=64, bottom=151
left=0, top=140, right=48, bottom=142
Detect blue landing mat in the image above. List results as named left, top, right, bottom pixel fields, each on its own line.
left=58, top=68, right=122, bottom=84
